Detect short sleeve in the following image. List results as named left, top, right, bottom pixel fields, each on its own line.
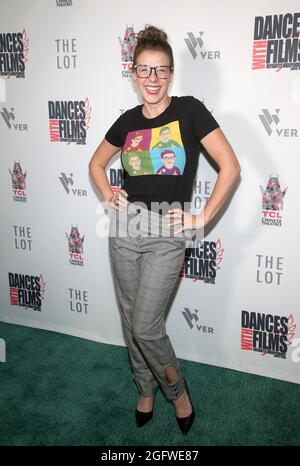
left=105, top=114, right=126, bottom=148
left=192, top=97, right=220, bottom=141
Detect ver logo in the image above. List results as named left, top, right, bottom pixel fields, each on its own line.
left=259, top=109, right=298, bottom=137
left=184, top=32, right=220, bottom=60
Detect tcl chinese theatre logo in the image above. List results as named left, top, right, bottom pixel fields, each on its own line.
left=260, top=175, right=288, bottom=226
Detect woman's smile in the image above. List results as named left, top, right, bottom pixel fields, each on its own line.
left=145, top=85, right=161, bottom=95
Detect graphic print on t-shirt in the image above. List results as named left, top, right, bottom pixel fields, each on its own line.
left=122, top=121, right=186, bottom=176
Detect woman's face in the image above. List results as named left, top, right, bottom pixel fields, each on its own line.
left=132, top=49, right=173, bottom=106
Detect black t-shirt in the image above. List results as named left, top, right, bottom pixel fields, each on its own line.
left=105, top=95, right=220, bottom=213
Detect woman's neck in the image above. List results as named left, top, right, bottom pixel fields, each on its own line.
left=142, top=95, right=171, bottom=119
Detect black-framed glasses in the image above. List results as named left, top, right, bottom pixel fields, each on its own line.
left=133, top=64, right=174, bottom=79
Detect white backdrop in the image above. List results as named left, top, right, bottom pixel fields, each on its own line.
left=1, top=0, right=299, bottom=384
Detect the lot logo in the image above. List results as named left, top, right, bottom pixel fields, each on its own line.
left=193, top=178, right=212, bottom=210
left=241, top=310, right=297, bottom=359
left=9, top=272, right=45, bottom=311
left=256, top=254, right=283, bottom=285
left=184, top=32, right=220, bottom=60
left=13, top=225, right=32, bottom=251
left=182, top=306, right=214, bottom=335
left=252, top=13, right=300, bottom=71
left=1, top=107, right=28, bottom=131
left=0, top=29, right=29, bottom=78
left=119, top=25, right=138, bottom=78
left=180, top=239, right=224, bottom=284
left=66, top=226, right=85, bottom=266
left=9, top=161, right=27, bottom=202
left=259, top=108, right=298, bottom=137
left=48, top=98, right=92, bottom=145
left=69, top=288, right=88, bottom=315
left=260, top=175, right=288, bottom=226
left=55, top=38, right=78, bottom=69
left=59, top=172, right=87, bottom=197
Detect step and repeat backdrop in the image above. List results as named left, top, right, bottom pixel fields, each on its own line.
left=1, top=0, right=299, bottom=384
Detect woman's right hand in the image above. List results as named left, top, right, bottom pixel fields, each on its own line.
left=109, top=189, right=129, bottom=211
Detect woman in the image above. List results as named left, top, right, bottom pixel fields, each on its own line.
left=89, top=25, right=240, bottom=435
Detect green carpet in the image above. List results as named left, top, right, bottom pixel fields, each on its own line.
left=0, top=321, right=299, bottom=446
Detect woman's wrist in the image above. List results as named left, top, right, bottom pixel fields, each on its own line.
left=193, top=211, right=207, bottom=230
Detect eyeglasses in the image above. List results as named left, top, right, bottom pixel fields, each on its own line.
left=162, top=155, right=175, bottom=160
left=133, top=64, right=173, bottom=79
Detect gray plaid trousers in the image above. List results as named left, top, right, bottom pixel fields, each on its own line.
left=108, top=201, right=195, bottom=401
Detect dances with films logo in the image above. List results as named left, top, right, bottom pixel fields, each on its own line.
left=9, top=272, right=45, bottom=312
left=260, top=175, right=288, bottom=226
left=109, top=167, right=124, bottom=192
left=0, top=30, right=29, bottom=78
left=252, top=12, right=300, bottom=71
left=241, top=310, right=297, bottom=359
left=179, top=239, right=224, bottom=285
left=48, top=98, right=92, bottom=145
left=119, top=25, right=138, bottom=78
left=9, top=161, right=27, bottom=202
left=66, top=226, right=85, bottom=266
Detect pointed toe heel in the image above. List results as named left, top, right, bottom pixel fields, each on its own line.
left=175, top=378, right=195, bottom=435
left=135, top=408, right=153, bottom=427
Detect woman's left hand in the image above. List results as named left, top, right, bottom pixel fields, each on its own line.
left=165, top=209, right=198, bottom=234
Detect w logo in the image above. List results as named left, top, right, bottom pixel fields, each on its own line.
left=184, top=32, right=204, bottom=59
left=259, top=109, right=280, bottom=135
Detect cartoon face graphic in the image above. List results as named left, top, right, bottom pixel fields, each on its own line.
left=130, top=134, right=143, bottom=148
left=125, top=132, right=146, bottom=152
left=128, top=153, right=142, bottom=171
left=122, top=121, right=186, bottom=176
left=159, top=127, right=171, bottom=143
left=151, top=126, right=181, bottom=150
left=156, top=150, right=181, bottom=175
left=161, top=149, right=175, bottom=168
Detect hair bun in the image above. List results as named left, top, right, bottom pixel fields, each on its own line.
left=137, top=25, right=168, bottom=43
left=132, top=25, right=174, bottom=68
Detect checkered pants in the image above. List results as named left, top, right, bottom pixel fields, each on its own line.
left=108, top=201, right=195, bottom=400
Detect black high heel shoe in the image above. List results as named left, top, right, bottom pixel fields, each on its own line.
left=135, top=407, right=153, bottom=427
left=175, top=378, right=195, bottom=435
